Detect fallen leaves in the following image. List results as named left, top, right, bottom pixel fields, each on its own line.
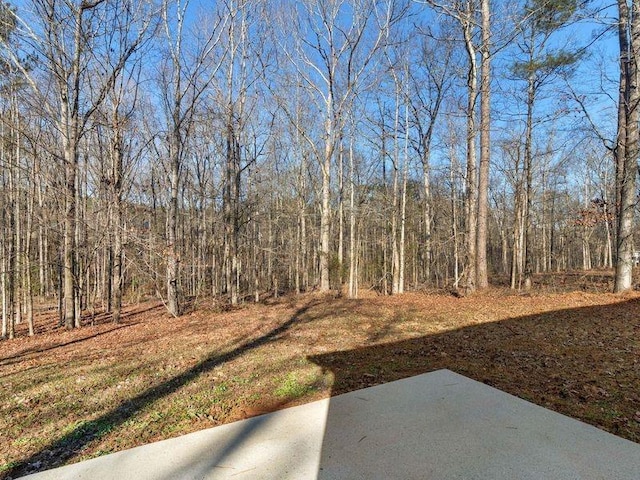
left=0, top=289, right=639, bottom=478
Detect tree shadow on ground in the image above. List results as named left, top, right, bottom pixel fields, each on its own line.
left=4, top=301, right=320, bottom=479
left=2, top=304, right=164, bottom=364
left=310, top=298, right=640, bottom=445
left=6, top=296, right=640, bottom=478
left=0, top=324, right=137, bottom=367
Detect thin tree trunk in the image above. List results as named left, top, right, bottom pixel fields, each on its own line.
left=25, top=155, right=35, bottom=336
left=301, top=184, right=308, bottom=292
left=1, top=247, right=7, bottom=339
left=463, top=0, right=478, bottom=293
left=224, top=118, right=240, bottom=306
left=1, top=165, right=7, bottom=336
left=73, top=153, right=84, bottom=328
left=167, top=120, right=181, bottom=316
left=348, top=138, right=357, bottom=298
left=320, top=93, right=333, bottom=292
left=604, top=177, right=613, bottom=269
left=338, top=140, right=344, bottom=287
left=523, top=72, right=535, bottom=290
left=13, top=117, right=22, bottom=330
left=36, top=158, right=47, bottom=297
left=111, top=121, right=124, bottom=323
left=422, top=150, right=432, bottom=284
left=398, top=101, right=409, bottom=294
left=450, top=142, right=460, bottom=289
left=391, top=89, right=400, bottom=295
left=511, top=150, right=523, bottom=289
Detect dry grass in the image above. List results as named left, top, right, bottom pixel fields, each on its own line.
left=1, top=287, right=639, bottom=478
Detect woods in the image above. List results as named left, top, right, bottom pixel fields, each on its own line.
left=0, top=0, right=636, bottom=337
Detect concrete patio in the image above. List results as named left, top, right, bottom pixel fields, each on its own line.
left=21, top=369, right=640, bottom=479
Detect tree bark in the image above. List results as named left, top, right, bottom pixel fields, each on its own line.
left=111, top=119, right=124, bottom=323
left=167, top=120, right=181, bottom=316
left=462, top=0, right=478, bottom=293
left=476, top=0, right=491, bottom=288
left=523, top=71, right=535, bottom=290
left=614, top=0, right=639, bottom=293
left=320, top=93, right=333, bottom=292
left=348, top=137, right=357, bottom=298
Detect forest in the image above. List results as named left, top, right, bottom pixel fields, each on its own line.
left=3, top=1, right=640, bottom=477
left=0, top=0, right=636, bottom=338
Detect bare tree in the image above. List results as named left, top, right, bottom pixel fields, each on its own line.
left=214, top=0, right=267, bottom=305
left=103, top=68, right=146, bottom=322
left=159, top=0, right=226, bottom=316
left=476, top=0, right=491, bottom=288
left=0, top=0, right=626, bottom=340
left=425, top=0, right=480, bottom=293
left=276, top=0, right=404, bottom=292
left=512, top=0, right=580, bottom=289
left=407, top=20, right=456, bottom=286
left=4, top=0, right=155, bottom=328
left=614, top=0, right=640, bottom=292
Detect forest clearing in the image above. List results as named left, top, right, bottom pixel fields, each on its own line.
left=2, top=276, right=639, bottom=478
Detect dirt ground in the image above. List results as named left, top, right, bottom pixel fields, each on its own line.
left=1, top=284, right=639, bottom=478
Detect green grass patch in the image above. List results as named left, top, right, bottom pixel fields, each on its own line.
left=0, top=461, right=20, bottom=473
left=274, top=372, right=316, bottom=399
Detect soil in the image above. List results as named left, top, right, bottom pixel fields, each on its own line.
left=1, top=283, right=639, bottom=478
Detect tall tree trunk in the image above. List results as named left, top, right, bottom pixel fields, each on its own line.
left=603, top=176, right=614, bottom=269
left=1, top=241, right=7, bottom=339
left=25, top=151, right=35, bottom=336
left=74, top=152, right=84, bottom=328
left=348, top=138, right=357, bottom=298
left=421, top=147, right=432, bottom=284
left=37, top=162, right=47, bottom=297
left=449, top=139, right=461, bottom=289
left=299, top=161, right=309, bottom=292
left=391, top=89, right=401, bottom=295
left=224, top=119, right=240, bottom=305
left=398, top=101, right=410, bottom=294
left=615, top=0, right=629, bottom=229
left=615, top=0, right=639, bottom=292
left=167, top=120, right=181, bottom=316
left=476, top=0, right=491, bottom=288
left=320, top=93, right=333, bottom=292
left=62, top=104, right=78, bottom=329
left=462, top=2, right=478, bottom=293
left=111, top=123, right=124, bottom=323
left=4, top=120, right=16, bottom=339
left=1, top=170, right=7, bottom=338
left=511, top=147, right=524, bottom=289
left=523, top=72, right=535, bottom=290
left=338, top=140, right=344, bottom=287
left=13, top=115, right=22, bottom=330
left=61, top=5, right=86, bottom=329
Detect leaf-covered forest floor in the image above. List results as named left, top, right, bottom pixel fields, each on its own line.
left=1, top=272, right=640, bottom=478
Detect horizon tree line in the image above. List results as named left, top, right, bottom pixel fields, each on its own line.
left=0, top=0, right=636, bottom=339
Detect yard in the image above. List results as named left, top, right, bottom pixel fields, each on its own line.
left=1, top=285, right=639, bottom=478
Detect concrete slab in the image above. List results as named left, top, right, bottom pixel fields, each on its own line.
left=21, top=369, right=640, bottom=480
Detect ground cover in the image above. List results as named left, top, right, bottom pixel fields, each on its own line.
left=1, top=284, right=639, bottom=478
